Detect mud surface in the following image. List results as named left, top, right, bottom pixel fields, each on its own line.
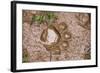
left=22, top=10, right=91, bottom=63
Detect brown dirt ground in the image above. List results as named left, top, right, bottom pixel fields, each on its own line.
left=22, top=10, right=91, bottom=63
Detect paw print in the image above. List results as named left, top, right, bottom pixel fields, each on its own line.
left=40, top=22, right=71, bottom=61
left=75, top=13, right=91, bottom=30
